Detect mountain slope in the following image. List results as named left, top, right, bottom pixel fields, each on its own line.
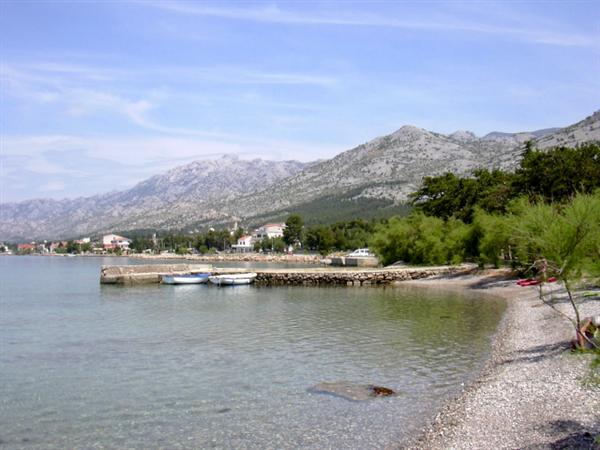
left=0, top=156, right=307, bottom=241
left=220, top=111, right=599, bottom=224
left=2, top=111, right=599, bottom=241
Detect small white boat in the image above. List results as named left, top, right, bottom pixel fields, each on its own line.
left=208, top=273, right=257, bottom=286
left=162, top=273, right=211, bottom=285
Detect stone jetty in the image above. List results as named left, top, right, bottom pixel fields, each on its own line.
left=253, top=265, right=474, bottom=286
left=100, top=263, right=212, bottom=284
left=100, top=263, right=475, bottom=285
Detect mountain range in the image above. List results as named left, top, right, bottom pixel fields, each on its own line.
left=2, top=110, right=599, bottom=241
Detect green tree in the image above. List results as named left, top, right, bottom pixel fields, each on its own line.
left=370, top=213, right=472, bottom=266
left=176, top=245, right=189, bottom=255
left=283, top=214, right=304, bottom=246
left=304, top=226, right=335, bottom=255
left=513, top=143, right=600, bottom=203
left=472, top=209, right=513, bottom=268
left=511, top=192, right=600, bottom=349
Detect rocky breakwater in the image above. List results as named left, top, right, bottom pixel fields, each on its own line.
left=255, top=265, right=476, bottom=286
left=100, top=263, right=212, bottom=284
left=131, top=252, right=324, bottom=264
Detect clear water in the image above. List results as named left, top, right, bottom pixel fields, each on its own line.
left=0, top=256, right=505, bottom=449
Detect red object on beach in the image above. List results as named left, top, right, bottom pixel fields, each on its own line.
left=517, top=279, right=541, bottom=286
left=547, top=277, right=557, bottom=283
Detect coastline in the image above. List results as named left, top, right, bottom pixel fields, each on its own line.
left=2, top=252, right=326, bottom=264
left=402, top=271, right=599, bottom=449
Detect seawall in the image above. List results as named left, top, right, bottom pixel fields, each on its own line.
left=100, top=263, right=213, bottom=284
left=254, top=265, right=474, bottom=286
left=100, top=263, right=476, bottom=285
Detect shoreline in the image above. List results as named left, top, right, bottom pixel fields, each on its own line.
left=4, top=252, right=326, bottom=264
left=401, top=271, right=599, bottom=449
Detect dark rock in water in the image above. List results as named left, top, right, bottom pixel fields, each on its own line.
left=309, top=381, right=397, bottom=401
left=216, top=408, right=232, bottom=414
left=369, top=385, right=395, bottom=397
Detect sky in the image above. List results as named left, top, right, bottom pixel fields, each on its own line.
left=1, top=1, right=599, bottom=202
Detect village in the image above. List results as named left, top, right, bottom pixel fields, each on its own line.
left=2, top=222, right=290, bottom=256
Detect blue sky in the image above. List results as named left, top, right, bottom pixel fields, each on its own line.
left=1, top=1, right=599, bottom=202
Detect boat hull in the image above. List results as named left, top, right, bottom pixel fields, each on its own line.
left=162, top=273, right=211, bottom=285
left=209, top=273, right=257, bottom=286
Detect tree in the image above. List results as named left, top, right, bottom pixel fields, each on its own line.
left=283, top=214, right=303, bottom=246
left=176, top=245, right=189, bottom=255
left=411, top=169, right=516, bottom=222
left=304, top=226, right=335, bottom=255
left=511, top=192, right=600, bottom=349
left=370, top=213, right=472, bottom=266
left=257, top=237, right=285, bottom=253
left=513, top=143, right=600, bottom=203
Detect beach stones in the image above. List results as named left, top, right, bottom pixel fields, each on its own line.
left=309, top=381, right=397, bottom=401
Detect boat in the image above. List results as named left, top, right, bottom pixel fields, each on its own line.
left=347, top=248, right=375, bottom=257
left=161, top=273, right=211, bottom=285
left=208, top=273, right=257, bottom=286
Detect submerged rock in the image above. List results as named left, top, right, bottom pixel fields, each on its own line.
left=309, top=381, right=397, bottom=401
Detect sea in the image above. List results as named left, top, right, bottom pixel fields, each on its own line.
left=0, top=255, right=505, bottom=449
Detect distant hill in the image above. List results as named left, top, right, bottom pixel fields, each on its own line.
left=0, top=156, right=308, bottom=241
left=1, top=111, right=599, bottom=241
left=219, top=112, right=599, bottom=226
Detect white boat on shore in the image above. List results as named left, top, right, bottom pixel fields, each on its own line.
left=162, top=273, right=211, bottom=285
left=208, top=273, right=257, bottom=286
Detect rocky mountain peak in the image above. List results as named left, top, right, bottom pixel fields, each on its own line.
left=449, top=130, right=478, bottom=142
left=392, top=124, right=427, bottom=136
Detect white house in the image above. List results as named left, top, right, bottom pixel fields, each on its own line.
left=231, top=235, right=254, bottom=253
left=102, top=234, right=131, bottom=250
left=253, top=223, right=286, bottom=240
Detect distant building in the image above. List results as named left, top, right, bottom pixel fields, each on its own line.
left=231, top=235, right=254, bottom=253
left=253, top=223, right=286, bottom=240
left=17, top=243, right=35, bottom=253
left=102, top=234, right=131, bottom=250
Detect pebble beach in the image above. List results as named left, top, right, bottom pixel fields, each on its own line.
left=404, top=271, right=600, bottom=449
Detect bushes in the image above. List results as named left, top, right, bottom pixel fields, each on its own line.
left=371, top=191, right=600, bottom=271
left=370, top=213, right=473, bottom=266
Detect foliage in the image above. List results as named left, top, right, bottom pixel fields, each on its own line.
left=411, top=144, right=600, bottom=223
left=176, top=245, right=189, bottom=255
left=131, top=236, right=154, bottom=253
left=472, top=209, right=514, bottom=268
left=256, top=237, right=285, bottom=253
left=514, top=143, right=600, bottom=203
left=492, top=192, right=600, bottom=349
left=511, top=192, right=600, bottom=282
left=304, top=226, right=335, bottom=255
left=410, top=169, right=512, bottom=222
left=283, top=214, right=303, bottom=245
left=370, top=213, right=472, bottom=266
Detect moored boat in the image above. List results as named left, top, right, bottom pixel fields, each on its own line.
left=208, top=273, right=257, bottom=286
left=162, top=273, right=211, bottom=285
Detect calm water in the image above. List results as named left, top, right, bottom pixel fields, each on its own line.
left=0, top=256, right=505, bottom=449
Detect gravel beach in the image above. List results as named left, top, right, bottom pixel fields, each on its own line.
left=403, top=271, right=599, bottom=450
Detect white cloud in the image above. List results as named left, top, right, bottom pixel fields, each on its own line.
left=149, top=1, right=599, bottom=48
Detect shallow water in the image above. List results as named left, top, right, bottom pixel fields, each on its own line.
left=0, top=256, right=505, bottom=449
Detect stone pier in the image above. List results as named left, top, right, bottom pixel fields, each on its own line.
left=100, top=263, right=213, bottom=284
left=100, top=263, right=476, bottom=285
left=253, top=265, right=475, bottom=286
